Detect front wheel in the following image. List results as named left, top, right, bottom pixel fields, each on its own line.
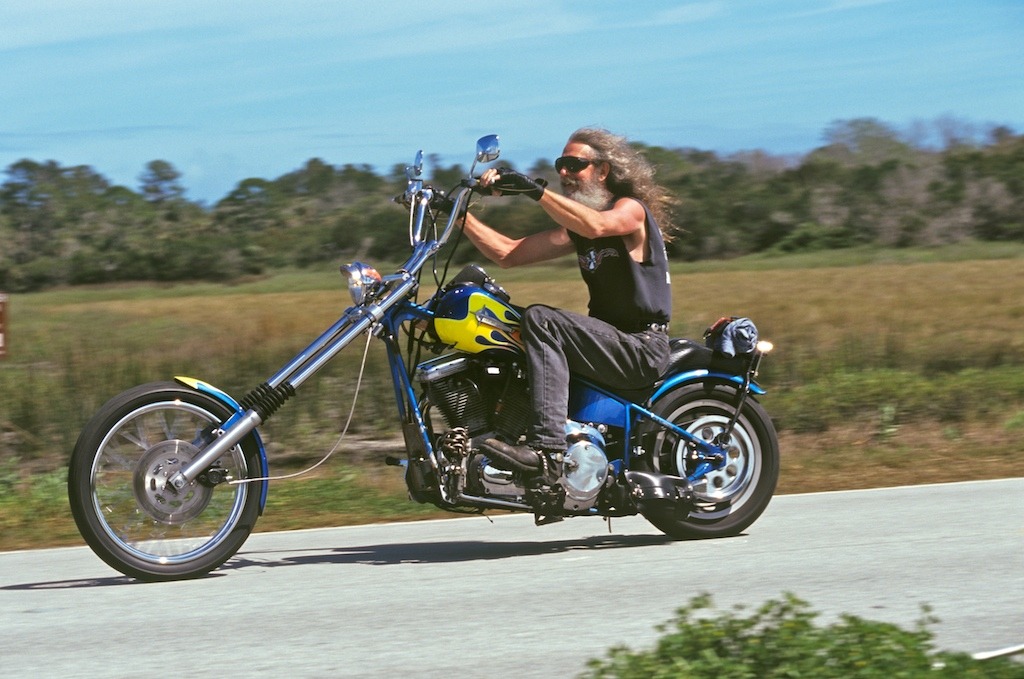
left=68, top=382, right=264, bottom=581
left=638, top=383, right=779, bottom=539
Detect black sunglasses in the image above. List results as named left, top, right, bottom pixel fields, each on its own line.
left=554, top=156, right=599, bottom=174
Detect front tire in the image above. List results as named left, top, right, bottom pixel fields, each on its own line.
left=639, top=383, right=779, bottom=539
left=68, top=382, right=263, bottom=581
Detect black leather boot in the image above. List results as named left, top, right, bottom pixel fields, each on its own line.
left=480, top=438, right=543, bottom=472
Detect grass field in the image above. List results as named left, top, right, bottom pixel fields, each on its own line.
left=1, top=242, right=1023, bottom=550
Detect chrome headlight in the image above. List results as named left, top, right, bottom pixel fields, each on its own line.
left=339, top=262, right=382, bottom=305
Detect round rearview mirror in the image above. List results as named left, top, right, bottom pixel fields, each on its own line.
left=475, top=135, right=500, bottom=164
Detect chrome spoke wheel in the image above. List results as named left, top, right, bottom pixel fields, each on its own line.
left=88, top=400, right=248, bottom=565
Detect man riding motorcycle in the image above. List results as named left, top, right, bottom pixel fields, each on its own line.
left=461, top=127, right=677, bottom=485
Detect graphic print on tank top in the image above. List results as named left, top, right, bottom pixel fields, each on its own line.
left=578, top=247, right=619, bottom=272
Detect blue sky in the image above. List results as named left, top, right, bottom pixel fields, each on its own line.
left=1, top=0, right=1021, bottom=203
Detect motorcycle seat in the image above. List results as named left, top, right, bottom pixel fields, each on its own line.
left=671, top=337, right=753, bottom=375
left=584, top=338, right=751, bottom=404
left=664, top=338, right=714, bottom=374
left=586, top=338, right=712, bottom=403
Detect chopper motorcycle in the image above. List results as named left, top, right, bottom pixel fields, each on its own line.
left=68, top=135, right=780, bottom=581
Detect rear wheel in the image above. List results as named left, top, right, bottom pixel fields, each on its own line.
left=638, top=383, right=779, bottom=539
left=68, top=382, right=263, bottom=581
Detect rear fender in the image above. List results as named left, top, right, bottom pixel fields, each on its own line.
left=649, top=369, right=765, bottom=405
left=174, top=376, right=270, bottom=513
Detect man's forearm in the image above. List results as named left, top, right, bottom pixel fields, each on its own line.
left=463, top=213, right=518, bottom=267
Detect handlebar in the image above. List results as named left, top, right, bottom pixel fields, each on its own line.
left=389, top=183, right=475, bottom=279
left=392, top=134, right=501, bottom=273
left=397, top=175, right=485, bottom=251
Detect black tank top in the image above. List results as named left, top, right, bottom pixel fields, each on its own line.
left=568, top=200, right=672, bottom=331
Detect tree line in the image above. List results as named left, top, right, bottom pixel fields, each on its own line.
left=1, top=117, right=1021, bottom=292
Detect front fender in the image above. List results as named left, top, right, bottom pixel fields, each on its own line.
left=174, top=376, right=270, bottom=513
left=649, top=369, right=766, bottom=405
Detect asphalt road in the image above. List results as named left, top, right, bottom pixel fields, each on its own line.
left=2, top=478, right=1022, bottom=678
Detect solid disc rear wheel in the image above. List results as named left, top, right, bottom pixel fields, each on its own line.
left=68, top=382, right=263, bottom=581
left=639, top=383, right=779, bottom=539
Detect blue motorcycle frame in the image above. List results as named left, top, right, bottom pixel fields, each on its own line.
left=376, top=298, right=766, bottom=494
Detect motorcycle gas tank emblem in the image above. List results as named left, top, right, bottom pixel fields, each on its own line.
left=433, top=284, right=523, bottom=354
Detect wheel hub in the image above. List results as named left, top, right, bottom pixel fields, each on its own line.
left=132, top=440, right=212, bottom=525
left=683, top=415, right=751, bottom=503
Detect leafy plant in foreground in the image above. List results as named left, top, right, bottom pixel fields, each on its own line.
left=583, top=593, right=1023, bottom=678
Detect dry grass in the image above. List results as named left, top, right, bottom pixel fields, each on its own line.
left=488, top=258, right=1024, bottom=367
left=2, top=247, right=1023, bottom=550
left=777, top=419, right=1024, bottom=494
left=28, top=255, right=1024, bottom=378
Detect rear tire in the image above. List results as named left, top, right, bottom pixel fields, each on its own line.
left=68, top=382, right=263, bottom=581
left=638, top=383, right=779, bottom=539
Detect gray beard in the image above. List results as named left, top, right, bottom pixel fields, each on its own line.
left=564, top=178, right=614, bottom=211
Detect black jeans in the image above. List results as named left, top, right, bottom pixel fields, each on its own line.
left=520, top=305, right=670, bottom=450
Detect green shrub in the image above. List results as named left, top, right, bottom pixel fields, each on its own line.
left=583, top=594, right=1024, bottom=678
left=768, top=367, right=1024, bottom=434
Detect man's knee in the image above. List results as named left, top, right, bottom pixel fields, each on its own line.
left=522, top=304, right=558, bottom=337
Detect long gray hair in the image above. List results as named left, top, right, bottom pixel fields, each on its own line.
left=568, top=127, right=677, bottom=240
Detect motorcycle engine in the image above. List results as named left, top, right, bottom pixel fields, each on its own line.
left=415, top=353, right=531, bottom=444
left=471, top=421, right=610, bottom=514
left=416, top=354, right=610, bottom=514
